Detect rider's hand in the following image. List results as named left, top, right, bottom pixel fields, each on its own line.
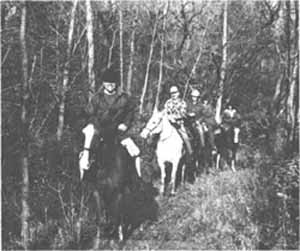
left=118, top=123, right=128, bottom=131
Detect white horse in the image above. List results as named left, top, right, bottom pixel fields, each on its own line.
left=140, top=110, right=185, bottom=196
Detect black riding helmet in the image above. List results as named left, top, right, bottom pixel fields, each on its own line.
left=102, top=68, right=119, bottom=85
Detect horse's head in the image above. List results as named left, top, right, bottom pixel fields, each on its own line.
left=140, top=109, right=164, bottom=139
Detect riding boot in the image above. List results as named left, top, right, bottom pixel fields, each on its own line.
left=207, top=129, right=217, bottom=155
left=196, top=123, right=205, bottom=148
left=178, top=127, right=193, bottom=155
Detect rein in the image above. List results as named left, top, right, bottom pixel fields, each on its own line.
left=144, top=116, right=163, bottom=134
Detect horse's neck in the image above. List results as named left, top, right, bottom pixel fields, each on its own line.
left=222, top=127, right=234, bottom=143
left=160, top=116, right=178, bottom=140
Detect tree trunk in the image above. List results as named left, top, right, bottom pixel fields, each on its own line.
left=107, top=30, right=117, bottom=69
left=286, top=0, right=299, bottom=145
left=86, top=0, right=95, bottom=102
left=215, top=0, right=228, bottom=124
left=139, top=14, right=158, bottom=114
left=56, top=0, right=78, bottom=140
left=20, top=3, right=30, bottom=249
left=119, top=3, right=124, bottom=91
left=286, top=58, right=298, bottom=142
left=127, top=9, right=138, bottom=95
left=183, top=23, right=208, bottom=99
left=154, top=2, right=168, bottom=111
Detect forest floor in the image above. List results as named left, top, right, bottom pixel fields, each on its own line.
left=121, top=168, right=261, bottom=250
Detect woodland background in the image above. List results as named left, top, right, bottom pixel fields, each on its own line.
left=1, top=0, right=299, bottom=250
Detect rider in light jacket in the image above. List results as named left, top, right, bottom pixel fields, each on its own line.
left=164, top=85, right=193, bottom=155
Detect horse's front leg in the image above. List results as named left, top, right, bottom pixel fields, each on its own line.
left=170, top=159, right=180, bottom=196
left=158, top=159, right=166, bottom=195
left=181, top=162, right=186, bottom=186
left=216, top=153, right=221, bottom=170
left=93, top=190, right=102, bottom=249
left=230, top=149, right=237, bottom=172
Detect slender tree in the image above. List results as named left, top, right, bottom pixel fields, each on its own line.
left=107, top=30, right=117, bottom=68
left=286, top=0, right=299, bottom=144
left=183, top=23, right=209, bottom=99
left=139, top=11, right=158, bottom=114
left=86, top=0, right=95, bottom=102
left=215, top=0, right=228, bottom=124
left=20, top=2, right=30, bottom=248
left=127, top=7, right=138, bottom=95
left=154, top=2, right=168, bottom=110
left=56, top=0, right=78, bottom=140
left=119, top=2, right=124, bottom=91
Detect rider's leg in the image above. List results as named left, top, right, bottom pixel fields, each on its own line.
left=135, top=156, right=141, bottom=177
left=79, top=124, right=95, bottom=179
left=196, top=122, right=205, bottom=148
left=120, top=137, right=141, bottom=177
left=178, top=125, right=193, bottom=155
left=207, top=129, right=217, bottom=154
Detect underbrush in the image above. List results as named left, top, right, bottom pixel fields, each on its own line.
left=126, top=169, right=260, bottom=250
left=3, top=131, right=298, bottom=250
left=125, top=155, right=299, bottom=250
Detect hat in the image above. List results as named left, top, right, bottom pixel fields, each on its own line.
left=191, top=89, right=200, bottom=97
left=102, top=68, right=119, bottom=84
left=170, top=85, right=179, bottom=94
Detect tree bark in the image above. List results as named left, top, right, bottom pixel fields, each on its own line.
left=183, top=23, right=208, bottom=99
left=127, top=8, right=138, bottom=95
left=86, top=0, right=96, bottom=102
left=286, top=0, right=299, bottom=144
left=107, top=30, right=117, bottom=69
left=119, top=3, right=124, bottom=91
left=20, top=3, right=30, bottom=249
left=215, top=0, right=228, bottom=124
left=154, top=2, right=168, bottom=111
left=139, top=13, right=158, bottom=114
left=286, top=58, right=298, bottom=142
left=56, top=0, right=78, bottom=140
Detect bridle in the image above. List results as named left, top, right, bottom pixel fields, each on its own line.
left=143, top=115, right=163, bottom=135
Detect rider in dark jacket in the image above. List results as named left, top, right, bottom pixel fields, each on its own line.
left=81, top=68, right=141, bottom=177
left=221, top=103, right=241, bottom=130
left=186, top=90, right=216, bottom=153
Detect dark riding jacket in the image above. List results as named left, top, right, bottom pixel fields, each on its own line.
left=187, top=101, right=215, bottom=128
left=186, top=100, right=202, bottom=120
left=86, top=90, right=136, bottom=139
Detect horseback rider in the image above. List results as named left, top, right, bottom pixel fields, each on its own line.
left=79, top=68, right=141, bottom=178
left=164, top=85, right=193, bottom=156
left=186, top=89, right=204, bottom=146
left=186, top=89, right=217, bottom=154
left=220, top=102, right=241, bottom=147
left=221, top=103, right=241, bottom=131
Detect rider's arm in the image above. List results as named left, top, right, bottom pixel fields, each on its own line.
left=85, top=94, right=101, bottom=133
left=118, top=93, right=136, bottom=130
left=180, top=100, right=188, bottom=119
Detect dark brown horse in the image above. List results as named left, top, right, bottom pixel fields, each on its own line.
left=81, top=125, right=158, bottom=244
left=214, top=125, right=240, bottom=172
left=82, top=125, right=140, bottom=242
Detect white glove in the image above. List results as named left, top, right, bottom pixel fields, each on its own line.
left=118, top=123, right=128, bottom=131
